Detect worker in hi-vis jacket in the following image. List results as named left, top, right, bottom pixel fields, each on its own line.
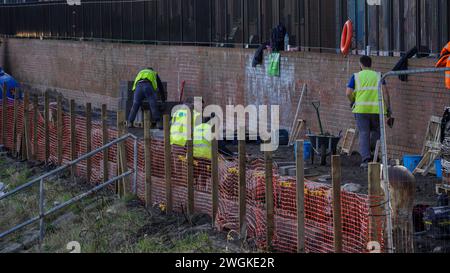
left=346, top=55, right=392, bottom=168
left=127, top=68, right=166, bottom=129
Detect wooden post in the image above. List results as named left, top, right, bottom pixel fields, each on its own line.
left=238, top=132, right=246, bottom=239
left=265, top=144, right=274, bottom=251
left=44, top=91, right=49, bottom=165
left=12, top=91, right=18, bottom=157
left=187, top=112, right=194, bottom=216
left=85, top=103, right=92, bottom=184
left=102, top=104, right=109, bottom=182
left=116, top=110, right=129, bottom=196
left=296, top=140, right=305, bottom=253
left=23, top=91, right=31, bottom=160
left=33, top=95, right=38, bottom=160
left=144, top=109, right=152, bottom=207
left=1, top=83, right=6, bottom=145
left=332, top=155, right=343, bottom=253
left=70, top=100, right=76, bottom=180
left=163, top=115, right=172, bottom=213
left=57, top=95, right=63, bottom=165
left=211, top=137, right=219, bottom=227
left=20, top=130, right=26, bottom=160
left=116, top=112, right=123, bottom=196
left=368, top=163, right=383, bottom=249
left=389, top=165, right=416, bottom=253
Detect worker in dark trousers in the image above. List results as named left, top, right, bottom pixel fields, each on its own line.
left=127, top=68, right=166, bottom=128
left=346, top=56, right=392, bottom=168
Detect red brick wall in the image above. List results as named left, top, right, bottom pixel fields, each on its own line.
left=1, top=38, right=448, bottom=158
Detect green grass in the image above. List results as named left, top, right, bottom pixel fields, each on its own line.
left=36, top=197, right=221, bottom=253
left=133, top=233, right=213, bottom=253
left=1, top=157, right=230, bottom=254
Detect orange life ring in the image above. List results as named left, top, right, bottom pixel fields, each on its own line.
left=340, top=20, right=353, bottom=55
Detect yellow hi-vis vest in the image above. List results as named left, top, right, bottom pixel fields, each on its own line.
left=132, top=69, right=158, bottom=91
left=170, top=109, right=201, bottom=147
left=352, top=70, right=385, bottom=114
left=193, top=123, right=212, bottom=160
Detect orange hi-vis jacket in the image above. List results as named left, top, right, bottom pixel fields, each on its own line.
left=436, top=42, right=450, bottom=89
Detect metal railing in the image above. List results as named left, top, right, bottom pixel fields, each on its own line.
left=377, top=67, right=450, bottom=253
left=0, top=132, right=139, bottom=241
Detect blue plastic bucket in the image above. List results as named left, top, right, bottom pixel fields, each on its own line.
left=294, top=141, right=312, bottom=161
left=402, top=155, right=423, bottom=173
left=435, top=159, right=442, bottom=178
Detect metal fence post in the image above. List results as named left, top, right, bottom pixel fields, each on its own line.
left=39, top=178, right=45, bottom=243
left=1, top=83, right=6, bottom=146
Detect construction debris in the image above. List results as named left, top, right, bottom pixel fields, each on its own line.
left=342, top=183, right=362, bottom=193
left=414, top=116, right=442, bottom=176
left=339, top=128, right=357, bottom=156
left=288, top=84, right=307, bottom=146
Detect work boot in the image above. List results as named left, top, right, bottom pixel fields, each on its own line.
left=126, top=121, right=134, bottom=129
left=360, top=160, right=369, bottom=169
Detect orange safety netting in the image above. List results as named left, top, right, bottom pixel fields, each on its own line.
left=0, top=99, right=384, bottom=253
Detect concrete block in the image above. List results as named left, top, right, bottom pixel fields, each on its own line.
left=279, top=165, right=296, bottom=176
left=287, top=168, right=297, bottom=177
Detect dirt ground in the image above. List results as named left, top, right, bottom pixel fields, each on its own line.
left=239, top=143, right=440, bottom=203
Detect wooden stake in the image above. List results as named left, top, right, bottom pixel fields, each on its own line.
left=332, top=155, right=343, bottom=253
left=57, top=95, right=63, bottom=165
left=116, top=110, right=129, bottom=196
left=265, top=144, right=274, bottom=251
left=44, top=91, right=49, bottom=164
left=187, top=112, right=194, bottom=216
left=70, top=99, right=76, bottom=180
left=163, top=115, right=172, bottom=213
left=211, top=137, right=219, bottom=227
left=85, top=103, right=92, bottom=184
left=33, top=95, right=38, bottom=160
left=144, top=109, right=152, bottom=207
left=296, top=140, right=305, bottom=253
left=23, top=91, right=31, bottom=160
left=12, top=91, right=18, bottom=157
left=102, top=104, right=109, bottom=182
left=368, top=163, right=383, bottom=248
left=1, top=83, right=6, bottom=145
left=20, top=131, right=26, bottom=160
left=238, top=132, right=246, bottom=239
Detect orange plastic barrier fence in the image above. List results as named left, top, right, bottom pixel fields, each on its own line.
left=0, top=98, right=384, bottom=253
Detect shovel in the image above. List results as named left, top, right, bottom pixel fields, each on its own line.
left=312, top=101, right=325, bottom=135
